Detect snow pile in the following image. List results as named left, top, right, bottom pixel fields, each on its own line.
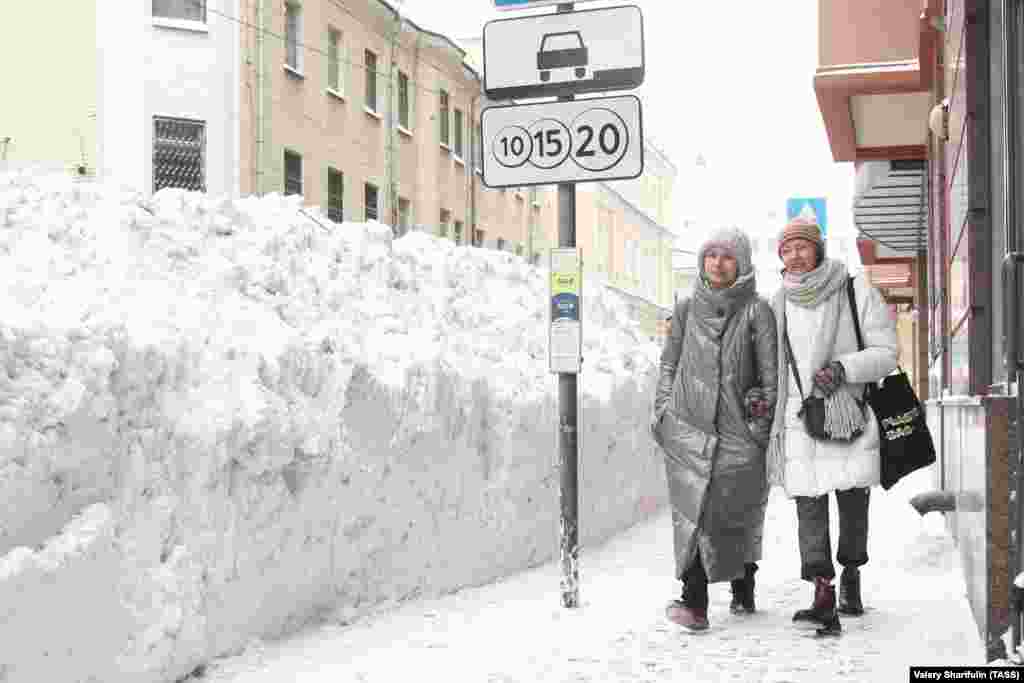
left=0, top=169, right=667, bottom=683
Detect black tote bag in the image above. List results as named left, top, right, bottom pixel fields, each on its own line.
left=847, top=278, right=936, bottom=489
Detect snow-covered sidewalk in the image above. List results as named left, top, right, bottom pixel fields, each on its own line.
left=200, top=467, right=983, bottom=682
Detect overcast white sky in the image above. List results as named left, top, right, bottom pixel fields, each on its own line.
left=395, top=0, right=857, bottom=248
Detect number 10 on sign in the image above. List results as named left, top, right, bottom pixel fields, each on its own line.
left=481, top=95, right=643, bottom=187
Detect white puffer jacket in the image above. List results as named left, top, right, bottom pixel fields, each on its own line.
left=777, top=273, right=899, bottom=497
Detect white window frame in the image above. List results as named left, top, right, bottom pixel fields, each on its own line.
left=326, top=27, right=344, bottom=98
left=364, top=49, right=379, bottom=114
left=284, top=3, right=304, bottom=76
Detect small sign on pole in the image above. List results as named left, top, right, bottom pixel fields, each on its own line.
left=550, top=248, right=582, bottom=374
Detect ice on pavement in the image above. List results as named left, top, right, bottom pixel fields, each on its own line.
left=201, top=468, right=983, bottom=683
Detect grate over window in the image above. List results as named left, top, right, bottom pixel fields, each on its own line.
left=153, top=117, right=205, bottom=193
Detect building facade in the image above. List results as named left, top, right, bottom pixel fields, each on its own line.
left=1, top=1, right=242, bottom=196
left=812, top=0, right=1023, bottom=659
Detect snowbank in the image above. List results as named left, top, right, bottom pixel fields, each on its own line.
left=0, top=170, right=667, bottom=682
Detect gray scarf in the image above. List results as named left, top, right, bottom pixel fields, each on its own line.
left=766, top=259, right=865, bottom=487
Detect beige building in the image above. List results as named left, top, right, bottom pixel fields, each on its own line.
left=3, top=0, right=678, bottom=323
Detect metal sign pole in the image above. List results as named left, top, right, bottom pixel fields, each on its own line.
left=556, top=0, right=579, bottom=610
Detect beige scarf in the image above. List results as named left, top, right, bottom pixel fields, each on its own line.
left=766, top=259, right=866, bottom=487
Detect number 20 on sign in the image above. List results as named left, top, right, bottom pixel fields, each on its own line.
left=481, top=95, right=643, bottom=187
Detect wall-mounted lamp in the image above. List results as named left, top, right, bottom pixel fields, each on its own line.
left=928, top=98, right=949, bottom=142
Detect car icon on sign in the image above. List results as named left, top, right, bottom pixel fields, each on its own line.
left=537, top=31, right=588, bottom=82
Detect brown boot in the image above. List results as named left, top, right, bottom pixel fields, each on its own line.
left=792, top=576, right=841, bottom=635
left=666, top=600, right=709, bottom=631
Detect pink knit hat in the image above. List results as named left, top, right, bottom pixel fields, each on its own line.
left=777, top=216, right=824, bottom=259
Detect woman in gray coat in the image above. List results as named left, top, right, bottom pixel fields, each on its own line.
left=652, top=228, right=778, bottom=632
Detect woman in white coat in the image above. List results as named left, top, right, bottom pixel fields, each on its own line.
left=767, top=217, right=898, bottom=636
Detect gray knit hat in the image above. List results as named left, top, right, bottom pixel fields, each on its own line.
left=697, top=227, right=754, bottom=279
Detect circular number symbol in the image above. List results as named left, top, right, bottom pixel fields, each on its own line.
left=570, top=108, right=629, bottom=173
left=493, top=125, right=532, bottom=169
left=526, top=118, right=572, bottom=170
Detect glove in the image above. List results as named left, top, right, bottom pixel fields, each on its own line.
left=813, top=361, right=846, bottom=397
left=744, top=387, right=770, bottom=419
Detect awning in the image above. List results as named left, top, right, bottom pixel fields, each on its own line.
left=853, top=159, right=928, bottom=255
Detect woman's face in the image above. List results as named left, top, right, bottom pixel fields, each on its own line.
left=703, top=247, right=739, bottom=289
left=780, top=238, right=818, bottom=274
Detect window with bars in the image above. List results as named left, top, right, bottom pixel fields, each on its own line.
left=365, top=50, right=378, bottom=111
left=153, top=117, right=205, bottom=193
left=439, top=90, right=450, bottom=146
left=284, top=150, right=302, bottom=196
left=365, top=183, right=379, bottom=221
left=398, top=72, right=410, bottom=130
left=153, top=0, right=205, bottom=22
left=285, top=4, right=302, bottom=72
left=439, top=208, right=451, bottom=238
left=453, top=109, right=464, bottom=158
left=327, top=167, right=343, bottom=222
left=327, top=28, right=342, bottom=93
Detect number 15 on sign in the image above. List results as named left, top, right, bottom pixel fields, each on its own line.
left=481, top=95, right=643, bottom=187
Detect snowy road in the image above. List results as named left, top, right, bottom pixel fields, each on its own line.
left=201, top=469, right=983, bottom=682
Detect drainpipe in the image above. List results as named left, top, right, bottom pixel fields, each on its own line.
left=255, top=0, right=265, bottom=196
left=387, top=3, right=402, bottom=232
left=470, top=91, right=480, bottom=241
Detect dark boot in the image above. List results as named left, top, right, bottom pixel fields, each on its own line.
left=665, top=600, right=709, bottom=631
left=838, top=566, right=864, bottom=616
left=792, top=576, right=841, bottom=635
left=729, top=564, right=757, bottom=614
left=667, top=572, right=710, bottom=631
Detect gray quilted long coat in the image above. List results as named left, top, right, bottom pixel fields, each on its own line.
left=654, top=289, right=778, bottom=583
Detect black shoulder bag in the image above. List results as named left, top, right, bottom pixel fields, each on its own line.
left=782, top=316, right=865, bottom=443
left=846, top=277, right=936, bottom=489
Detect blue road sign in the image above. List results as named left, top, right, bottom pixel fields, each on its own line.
left=495, top=0, right=602, bottom=10
left=786, top=197, right=827, bottom=238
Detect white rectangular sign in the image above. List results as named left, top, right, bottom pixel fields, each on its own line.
left=484, top=5, right=644, bottom=100
left=494, top=0, right=603, bottom=11
left=481, top=94, right=644, bottom=188
left=549, top=248, right=581, bottom=374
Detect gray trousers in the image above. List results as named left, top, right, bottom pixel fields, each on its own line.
left=795, top=487, right=870, bottom=582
